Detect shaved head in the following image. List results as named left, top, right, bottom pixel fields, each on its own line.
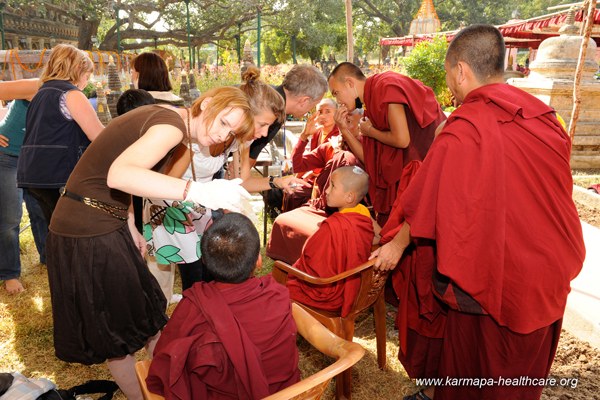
left=335, top=166, right=370, bottom=201
left=328, top=62, right=366, bottom=82
left=446, top=24, right=505, bottom=82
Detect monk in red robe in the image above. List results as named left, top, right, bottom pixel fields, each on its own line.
left=147, top=213, right=300, bottom=400
left=328, top=62, right=446, bottom=226
left=284, top=98, right=340, bottom=212
left=372, top=25, right=585, bottom=400
left=287, top=166, right=375, bottom=317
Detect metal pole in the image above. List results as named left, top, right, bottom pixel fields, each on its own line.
left=0, top=2, right=5, bottom=51
left=185, top=0, right=192, bottom=68
left=115, top=4, right=121, bottom=53
left=236, top=23, right=241, bottom=63
left=257, top=6, right=261, bottom=67
left=292, top=34, right=297, bottom=64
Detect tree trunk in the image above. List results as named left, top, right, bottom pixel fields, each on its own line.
left=345, top=0, right=353, bottom=62
left=78, top=18, right=100, bottom=50
left=568, top=0, right=597, bottom=144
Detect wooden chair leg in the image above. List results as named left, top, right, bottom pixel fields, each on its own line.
left=373, top=293, right=387, bottom=370
left=334, top=319, right=357, bottom=400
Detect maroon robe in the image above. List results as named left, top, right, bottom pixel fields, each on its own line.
left=380, top=161, right=446, bottom=379
left=400, top=83, right=585, bottom=397
left=147, top=276, right=300, bottom=400
left=266, top=206, right=328, bottom=265
left=363, top=71, right=446, bottom=225
left=287, top=206, right=374, bottom=317
left=283, top=138, right=336, bottom=212
left=309, top=125, right=340, bottom=152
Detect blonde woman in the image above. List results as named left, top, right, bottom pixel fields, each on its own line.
left=46, top=86, right=254, bottom=399
left=17, top=44, right=104, bottom=224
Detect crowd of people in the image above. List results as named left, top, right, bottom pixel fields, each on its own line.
left=0, top=24, right=586, bottom=400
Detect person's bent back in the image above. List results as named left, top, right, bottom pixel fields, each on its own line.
left=147, top=213, right=300, bottom=400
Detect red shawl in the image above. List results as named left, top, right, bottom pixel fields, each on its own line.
left=363, top=71, right=445, bottom=218
left=147, top=276, right=300, bottom=399
left=287, top=206, right=374, bottom=317
left=401, top=83, right=585, bottom=334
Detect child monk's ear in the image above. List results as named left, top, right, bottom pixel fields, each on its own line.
left=345, top=191, right=356, bottom=204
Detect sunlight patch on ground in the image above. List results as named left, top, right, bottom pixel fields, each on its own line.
left=31, top=295, right=45, bottom=313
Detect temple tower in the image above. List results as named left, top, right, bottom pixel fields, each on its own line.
left=409, top=0, right=441, bottom=35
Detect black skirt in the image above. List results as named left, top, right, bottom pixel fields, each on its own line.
left=46, top=225, right=168, bottom=365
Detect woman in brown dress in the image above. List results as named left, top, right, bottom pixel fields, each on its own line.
left=46, top=86, right=254, bottom=400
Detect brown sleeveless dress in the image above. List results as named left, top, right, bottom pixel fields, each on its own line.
left=46, top=105, right=185, bottom=364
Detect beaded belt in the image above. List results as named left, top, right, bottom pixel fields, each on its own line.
left=60, top=187, right=128, bottom=221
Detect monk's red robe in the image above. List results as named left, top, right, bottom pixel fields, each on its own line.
left=309, top=125, right=340, bottom=152
left=147, top=276, right=300, bottom=400
left=291, top=140, right=336, bottom=176
left=363, top=71, right=446, bottom=225
left=266, top=206, right=328, bottom=265
left=284, top=138, right=336, bottom=212
left=287, top=204, right=374, bottom=317
left=380, top=161, right=446, bottom=379
left=400, top=83, right=585, bottom=397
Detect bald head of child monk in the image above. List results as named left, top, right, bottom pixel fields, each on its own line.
left=325, top=166, right=369, bottom=210
left=201, top=213, right=262, bottom=283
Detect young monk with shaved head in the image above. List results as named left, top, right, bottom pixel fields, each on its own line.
left=286, top=166, right=375, bottom=316
left=373, top=24, right=585, bottom=400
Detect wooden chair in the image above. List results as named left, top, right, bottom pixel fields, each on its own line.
left=271, top=258, right=389, bottom=400
left=134, top=304, right=365, bottom=400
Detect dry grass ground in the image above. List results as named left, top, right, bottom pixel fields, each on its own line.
left=2, top=177, right=599, bottom=399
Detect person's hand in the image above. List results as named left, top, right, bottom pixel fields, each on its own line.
left=369, top=241, right=405, bottom=271
left=277, top=175, right=310, bottom=195
left=129, top=226, right=147, bottom=257
left=359, top=117, right=374, bottom=137
left=185, top=178, right=253, bottom=215
left=333, top=105, right=350, bottom=131
left=0, top=134, right=9, bottom=147
left=300, top=113, right=319, bottom=141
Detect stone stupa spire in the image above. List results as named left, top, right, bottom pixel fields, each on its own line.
left=409, top=0, right=441, bottom=35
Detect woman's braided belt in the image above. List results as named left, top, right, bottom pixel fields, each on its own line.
left=60, top=187, right=128, bottom=221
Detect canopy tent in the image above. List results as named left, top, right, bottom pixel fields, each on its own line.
left=380, top=8, right=600, bottom=49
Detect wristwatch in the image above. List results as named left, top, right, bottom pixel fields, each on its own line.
left=268, top=175, right=278, bottom=189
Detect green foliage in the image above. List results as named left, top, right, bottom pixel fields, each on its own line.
left=264, top=0, right=346, bottom=63
left=193, top=64, right=243, bottom=93
left=82, top=82, right=96, bottom=98
left=401, top=36, right=449, bottom=103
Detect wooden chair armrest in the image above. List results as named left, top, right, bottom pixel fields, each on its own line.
left=263, top=304, right=365, bottom=400
left=135, top=360, right=165, bottom=400
left=272, top=257, right=378, bottom=285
